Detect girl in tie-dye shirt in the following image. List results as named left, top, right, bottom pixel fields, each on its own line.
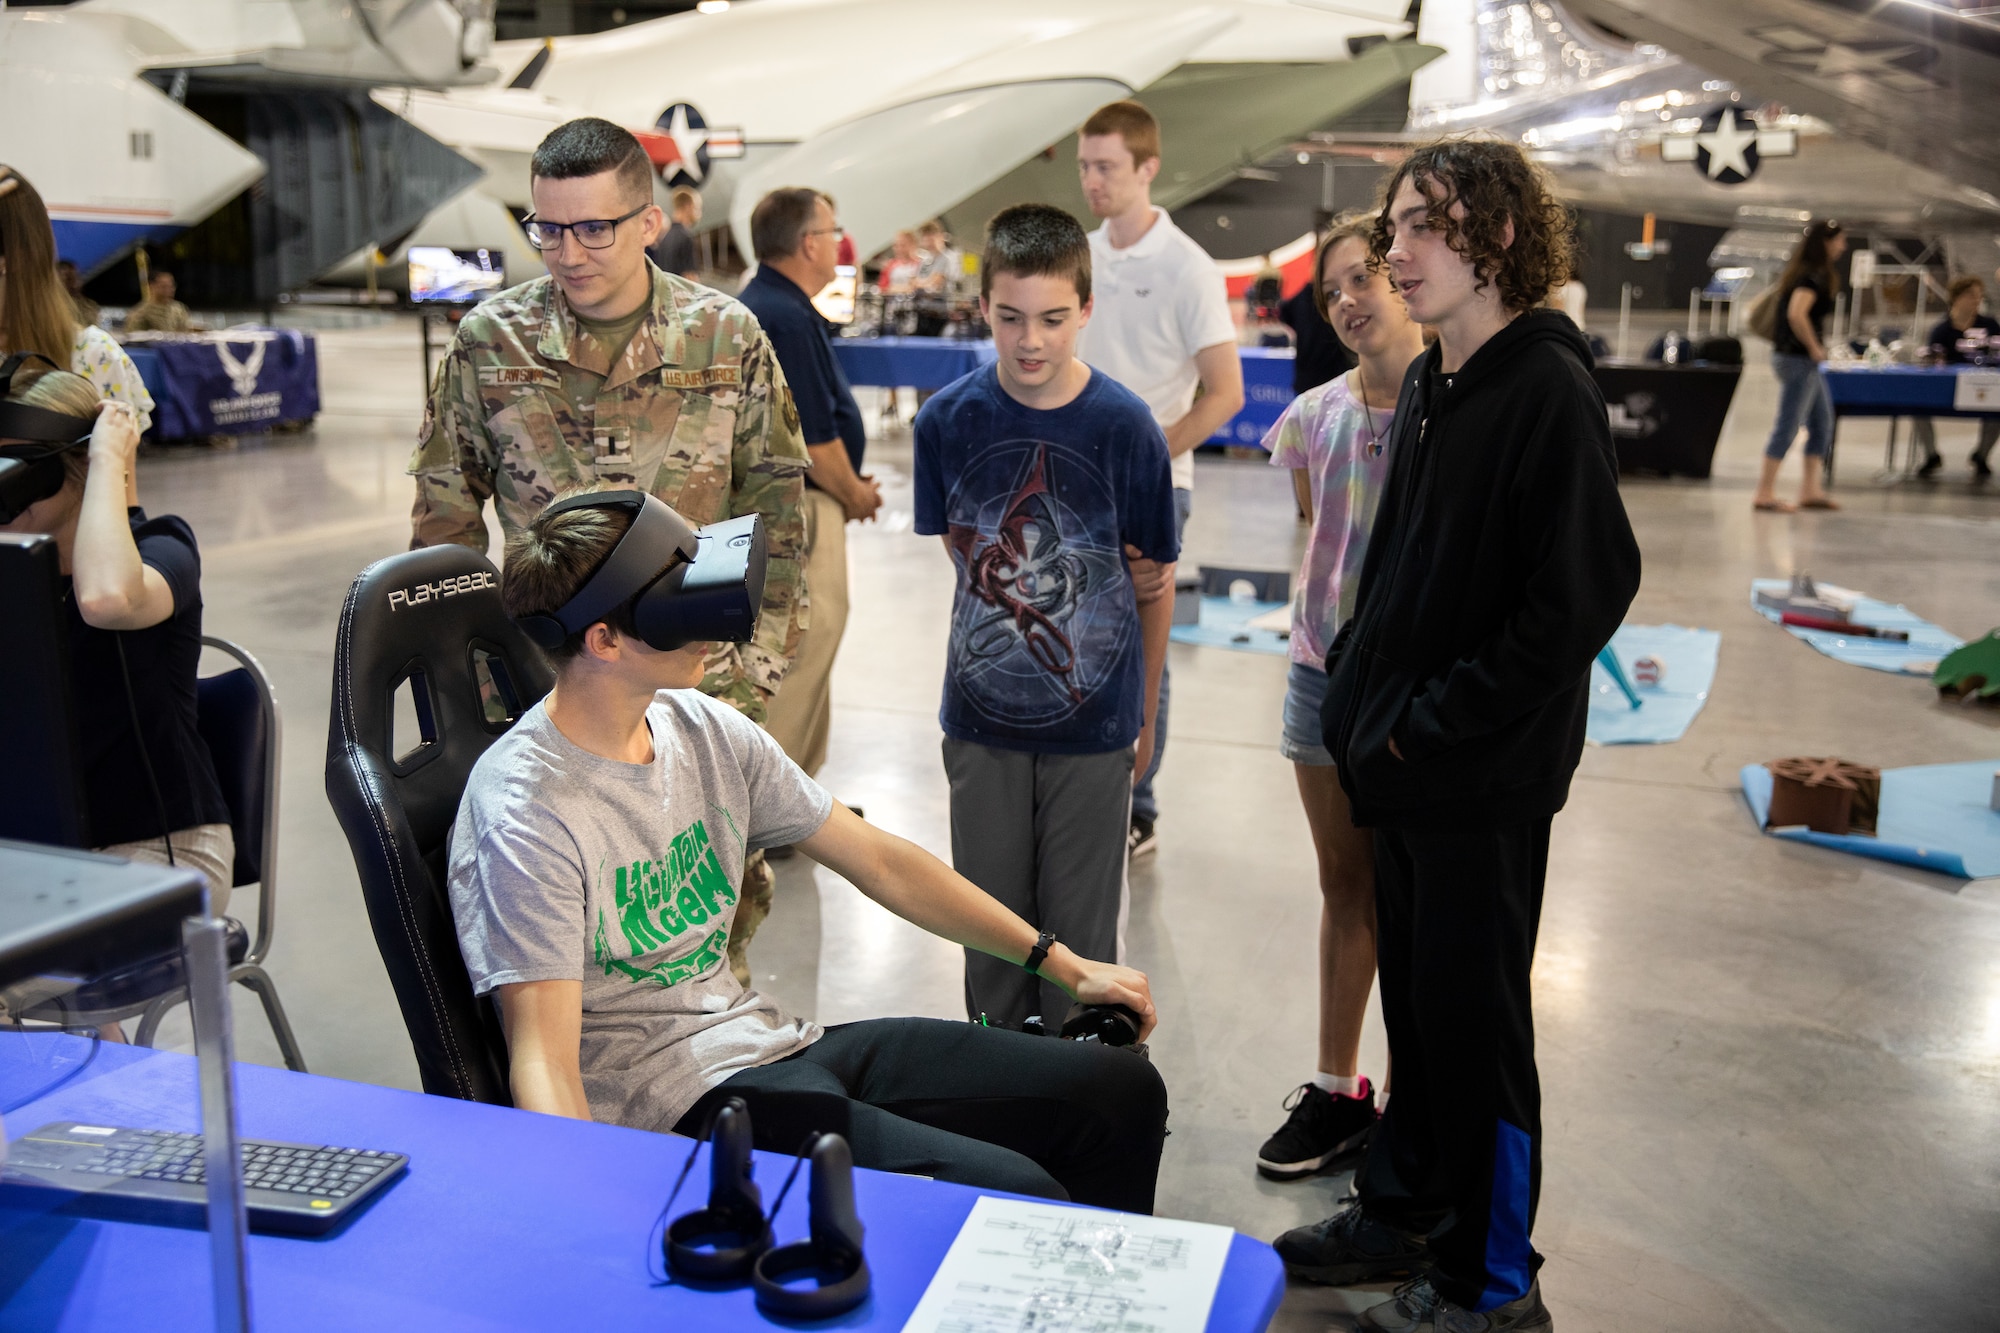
left=1251, top=213, right=1426, bottom=1184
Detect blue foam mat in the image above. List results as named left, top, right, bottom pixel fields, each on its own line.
left=1170, top=596, right=1292, bottom=655
left=1750, top=580, right=1962, bottom=675
left=1740, top=760, right=2000, bottom=879
left=1588, top=624, right=1720, bottom=745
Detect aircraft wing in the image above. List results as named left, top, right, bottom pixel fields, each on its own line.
left=0, top=10, right=265, bottom=274
left=1563, top=0, right=2000, bottom=209
left=73, top=0, right=497, bottom=88
left=728, top=6, right=1238, bottom=261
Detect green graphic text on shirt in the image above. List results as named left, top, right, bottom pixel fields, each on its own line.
left=593, top=817, right=738, bottom=989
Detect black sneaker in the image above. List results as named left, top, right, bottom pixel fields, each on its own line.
left=1128, top=815, right=1158, bottom=858
left=1974, top=455, right=1993, bottom=481
left=1917, top=452, right=1943, bottom=478
left=1257, top=1080, right=1377, bottom=1180
left=1273, top=1199, right=1430, bottom=1286
left=1358, top=1275, right=1553, bottom=1332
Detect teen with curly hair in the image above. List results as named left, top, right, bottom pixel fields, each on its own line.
left=1275, top=139, right=1640, bottom=1332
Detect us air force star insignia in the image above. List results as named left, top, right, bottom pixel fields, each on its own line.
left=1695, top=108, right=1757, bottom=182
left=663, top=104, right=709, bottom=182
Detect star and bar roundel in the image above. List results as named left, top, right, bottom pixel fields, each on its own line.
left=639, top=103, right=746, bottom=188
left=1660, top=106, right=1797, bottom=186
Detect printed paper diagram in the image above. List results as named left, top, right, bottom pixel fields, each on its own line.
left=901, top=1196, right=1233, bottom=1333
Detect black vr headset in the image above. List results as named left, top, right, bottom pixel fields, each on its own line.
left=514, top=489, right=768, bottom=653
left=0, top=352, right=95, bottom=525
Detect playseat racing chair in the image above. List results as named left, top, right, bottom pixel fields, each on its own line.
left=325, top=545, right=552, bottom=1103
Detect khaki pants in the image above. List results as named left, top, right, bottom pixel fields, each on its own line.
left=766, top=488, right=849, bottom=778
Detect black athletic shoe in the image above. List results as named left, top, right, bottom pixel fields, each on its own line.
left=1358, top=1275, right=1553, bottom=1332
left=1273, top=1199, right=1430, bottom=1286
left=1974, top=455, right=1993, bottom=481
left=1257, top=1080, right=1377, bottom=1180
left=1128, top=815, right=1158, bottom=858
left=1917, top=452, right=1943, bottom=479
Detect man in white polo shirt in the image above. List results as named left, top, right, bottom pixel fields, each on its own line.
left=1076, top=99, right=1244, bottom=859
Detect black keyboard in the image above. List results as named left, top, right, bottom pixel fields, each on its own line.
left=1, top=1121, right=408, bottom=1235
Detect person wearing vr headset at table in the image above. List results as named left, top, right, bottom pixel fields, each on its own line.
left=409, top=118, right=810, bottom=989
left=0, top=357, right=233, bottom=908
left=0, top=166, right=155, bottom=433
left=448, top=486, right=1169, bottom=1211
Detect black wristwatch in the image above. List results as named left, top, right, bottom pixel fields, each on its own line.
left=1023, top=931, right=1057, bottom=975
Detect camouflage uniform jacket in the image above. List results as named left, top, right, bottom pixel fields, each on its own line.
left=409, top=266, right=810, bottom=719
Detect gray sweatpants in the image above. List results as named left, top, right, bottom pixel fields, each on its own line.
left=942, top=737, right=1134, bottom=1030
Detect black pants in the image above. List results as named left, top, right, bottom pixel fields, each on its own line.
left=1357, top=819, right=1549, bottom=1311
left=677, top=1017, right=1166, bottom=1214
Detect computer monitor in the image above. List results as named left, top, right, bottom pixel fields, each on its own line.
left=0, top=534, right=87, bottom=848
left=409, top=246, right=505, bottom=305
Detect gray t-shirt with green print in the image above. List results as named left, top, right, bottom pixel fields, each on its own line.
left=449, top=689, right=833, bottom=1132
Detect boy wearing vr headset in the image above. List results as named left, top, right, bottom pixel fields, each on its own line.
left=448, top=488, right=1170, bottom=1213
left=0, top=355, right=233, bottom=903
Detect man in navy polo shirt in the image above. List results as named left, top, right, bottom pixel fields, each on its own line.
left=740, top=187, right=883, bottom=784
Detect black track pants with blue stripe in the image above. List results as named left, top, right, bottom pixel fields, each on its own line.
left=1357, top=818, right=1549, bottom=1311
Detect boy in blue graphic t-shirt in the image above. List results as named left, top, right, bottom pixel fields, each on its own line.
left=914, top=204, right=1180, bottom=1030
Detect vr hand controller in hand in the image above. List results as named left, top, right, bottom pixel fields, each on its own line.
left=514, top=490, right=767, bottom=652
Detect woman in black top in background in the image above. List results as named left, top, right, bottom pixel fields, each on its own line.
left=0, top=359, right=233, bottom=908
left=1755, top=219, right=1845, bottom=512
left=1913, top=275, right=2000, bottom=480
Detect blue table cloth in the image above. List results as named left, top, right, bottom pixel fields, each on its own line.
left=1821, top=365, right=1999, bottom=418
left=1208, top=347, right=1296, bottom=447
left=830, top=338, right=1298, bottom=449
left=830, top=336, right=996, bottom=390
left=0, top=1038, right=1283, bottom=1332
left=124, top=329, right=321, bottom=440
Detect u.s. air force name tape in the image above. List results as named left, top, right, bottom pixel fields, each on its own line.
left=388, top=570, right=498, bottom=611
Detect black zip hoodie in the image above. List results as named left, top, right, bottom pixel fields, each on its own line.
left=1320, top=309, right=1641, bottom=828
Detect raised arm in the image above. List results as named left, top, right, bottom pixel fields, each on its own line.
left=494, top=979, right=591, bottom=1119
left=795, top=805, right=1158, bottom=1038
left=71, top=402, right=176, bottom=631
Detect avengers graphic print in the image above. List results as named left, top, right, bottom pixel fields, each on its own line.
left=915, top=367, right=1179, bottom=753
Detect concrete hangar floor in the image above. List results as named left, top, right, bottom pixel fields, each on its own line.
left=135, top=310, right=1999, bottom=1329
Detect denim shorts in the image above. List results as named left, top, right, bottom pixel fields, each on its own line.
left=1280, top=662, right=1336, bottom=766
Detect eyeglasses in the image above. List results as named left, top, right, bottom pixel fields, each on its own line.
left=523, top=203, right=649, bottom=252
left=804, top=226, right=847, bottom=242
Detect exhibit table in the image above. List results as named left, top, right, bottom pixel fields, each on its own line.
left=1821, top=364, right=2000, bottom=479
left=831, top=337, right=1298, bottom=449
left=0, top=1037, right=1284, bottom=1331
left=1592, top=360, right=1744, bottom=480
left=830, top=335, right=996, bottom=390
left=123, top=329, right=321, bottom=442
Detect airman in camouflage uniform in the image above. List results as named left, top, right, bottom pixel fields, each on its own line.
left=410, top=261, right=809, bottom=980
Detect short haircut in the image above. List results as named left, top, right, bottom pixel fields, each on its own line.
left=529, top=117, right=653, bottom=205
left=501, top=487, right=638, bottom=662
left=1371, top=138, right=1574, bottom=313
left=750, top=187, right=828, bottom=262
left=670, top=186, right=700, bottom=213
left=1080, top=100, right=1161, bottom=168
left=981, top=204, right=1092, bottom=305
left=1310, top=210, right=1379, bottom=325
left=1948, top=274, right=1986, bottom=304
left=4, top=364, right=97, bottom=489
